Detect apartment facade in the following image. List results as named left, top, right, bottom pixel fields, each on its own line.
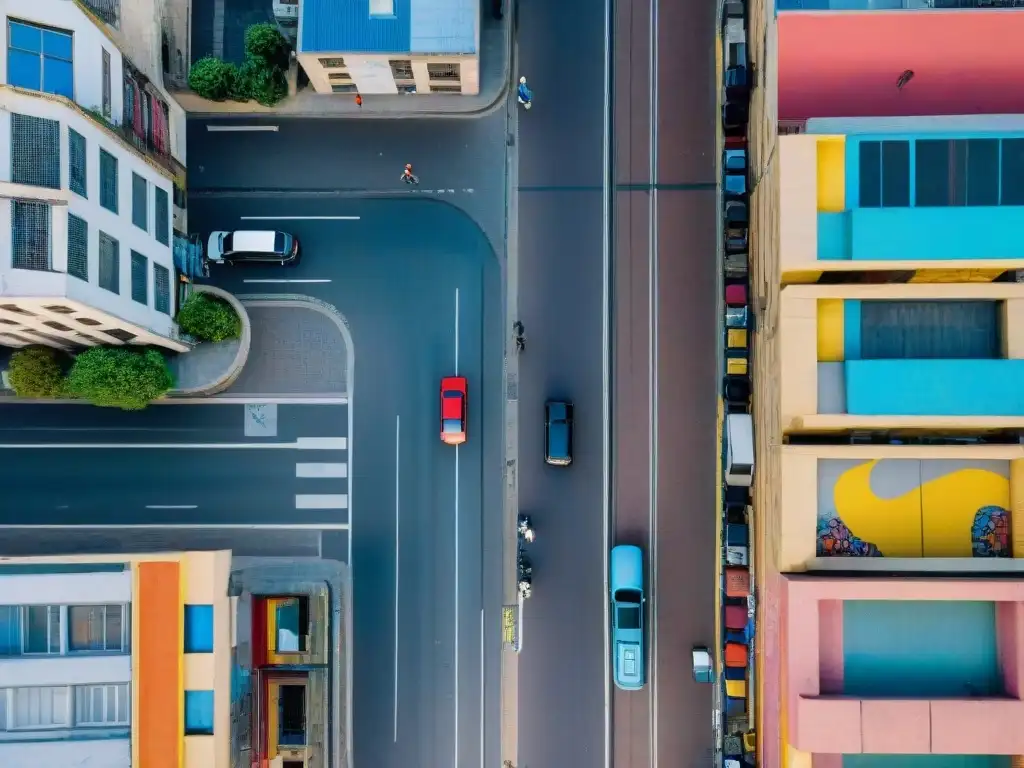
left=0, top=551, right=233, bottom=768
left=0, top=0, right=190, bottom=352
left=296, top=0, right=479, bottom=95
left=748, top=3, right=1024, bottom=768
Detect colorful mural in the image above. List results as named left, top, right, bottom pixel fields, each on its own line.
left=816, top=459, right=1011, bottom=558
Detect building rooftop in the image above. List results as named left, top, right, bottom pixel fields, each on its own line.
left=299, top=0, right=477, bottom=55
left=778, top=11, right=1024, bottom=121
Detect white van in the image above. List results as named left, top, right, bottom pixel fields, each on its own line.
left=724, top=413, right=754, bottom=487
left=206, top=230, right=300, bottom=266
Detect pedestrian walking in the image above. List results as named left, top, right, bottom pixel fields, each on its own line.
left=355, top=93, right=363, bottom=108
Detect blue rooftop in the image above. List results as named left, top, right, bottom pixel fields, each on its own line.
left=300, top=0, right=477, bottom=55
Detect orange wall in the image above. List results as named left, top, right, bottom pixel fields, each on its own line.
left=138, top=561, right=183, bottom=768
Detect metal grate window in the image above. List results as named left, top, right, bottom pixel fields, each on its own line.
left=153, top=263, right=170, bottom=314
left=11, top=114, right=60, bottom=189
left=318, top=57, right=345, bottom=68
left=154, top=187, right=169, bottom=245
left=68, top=128, right=87, bottom=198
left=102, top=49, right=111, bottom=117
left=67, top=213, right=89, bottom=281
left=99, top=149, right=118, bottom=213
left=331, top=84, right=358, bottom=93
left=427, top=63, right=460, bottom=81
left=11, top=201, right=51, bottom=271
left=131, top=173, right=147, bottom=231
left=98, top=231, right=120, bottom=294
left=130, top=251, right=148, bottom=305
left=430, top=84, right=462, bottom=93
left=389, top=59, right=413, bottom=80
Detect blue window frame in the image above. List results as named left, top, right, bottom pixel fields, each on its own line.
left=184, top=690, right=214, bottom=735
left=7, top=20, right=74, bottom=99
left=184, top=605, right=214, bottom=653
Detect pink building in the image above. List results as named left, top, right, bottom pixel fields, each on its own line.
left=784, top=576, right=1024, bottom=761
left=778, top=11, right=1024, bottom=122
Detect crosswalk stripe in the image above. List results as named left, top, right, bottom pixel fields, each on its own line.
left=296, top=462, right=348, bottom=479
left=296, top=437, right=348, bottom=450
left=295, top=494, right=348, bottom=510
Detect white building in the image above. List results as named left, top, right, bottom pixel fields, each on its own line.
left=0, top=0, right=190, bottom=352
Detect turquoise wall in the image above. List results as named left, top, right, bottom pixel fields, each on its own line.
left=844, top=757, right=1011, bottom=768
left=845, top=359, right=1024, bottom=416
left=816, top=132, right=1024, bottom=261
left=842, top=600, right=1000, bottom=697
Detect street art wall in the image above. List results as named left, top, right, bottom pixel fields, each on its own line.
left=817, top=459, right=1011, bottom=557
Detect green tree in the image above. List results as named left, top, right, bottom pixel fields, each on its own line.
left=66, top=347, right=174, bottom=410
left=245, top=60, right=288, bottom=107
left=188, top=57, right=239, bottom=101
left=175, top=293, right=242, bottom=343
left=244, top=23, right=288, bottom=67
left=7, top=346, right=65, bottom=398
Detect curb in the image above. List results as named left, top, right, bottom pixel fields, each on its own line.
left=168, top=285, right=252, bottom=397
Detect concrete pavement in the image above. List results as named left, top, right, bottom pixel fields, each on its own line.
left=186, top=160, right=506, bottom=765
left=515, top=0, right=610, bottom=764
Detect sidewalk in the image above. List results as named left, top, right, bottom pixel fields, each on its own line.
left=173, top=3, right=512, bottom=119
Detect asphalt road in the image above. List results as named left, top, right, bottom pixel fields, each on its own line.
left=0, top=403, right=349, bottom=525
left=515, top=0, right=610, bottom=765
left=186, top=120, right=507, bottom=766
left=612, top=0, right=719, bottom=764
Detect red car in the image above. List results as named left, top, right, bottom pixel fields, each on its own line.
left=440, top=376, right=468, bottom=445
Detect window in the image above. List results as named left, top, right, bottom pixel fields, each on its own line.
left=68, top=605, right=124, bottom=652
left=915, top=139, right=999, bottom=207
left=328, top=72, right=352, bottom=81
left=130, top=251, right=148, bottom=305
left=275, top=597, right=308, bottom=653
left=99, top=149, right=118, bottom=213
left=76, top=317, right=102, bottom=327
left=68, top=128, right=87, bottom=197
left=858, top=140, right=909, bottom=208
left=104, top=328, right=136, bottom=343
left=11, top=686, right=70, bottom=728
left=42, top=320, right=72, bottom=332
left=331, top=84, right=358, bottom=93
left=318, top=57, right=345, bottom=68
left=389, top=59, right=413, bottom=80
left=184, top=690, right=214, bottom=735
left=43, top=305, right=74, bottom=314
left=184, top=605, right=214, bottom=653
left=370, top=0, right=395, bottom=15
left=132, top=173, right=147, bottom=231
left=11, top=113, right=60, bottom=189
left=430, top=85, right=462, bottom=93
left=74, top=683, right=129, bottom=725
left=0, top=305, right=35, bottom=316
left=154, top=263, right=171, bottom=315
left=12, top=201, right=51, bottom=271
left=426, top=63, right=460, bottom=81
left=7, top=21, right=74, bottom=99
left=154, top=187, right=169, bottom=245
left=98, top=232, right=120, bottom=293
left=24, top=606, right=61, bottom=654
left=102, top=49, right=111, bottom=118
left=1002, top=138, right=1024, bottom=206
left=67, top=213, right=89, bottom=281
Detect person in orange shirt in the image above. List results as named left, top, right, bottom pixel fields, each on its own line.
left=355, top=93, right=363, bottom=107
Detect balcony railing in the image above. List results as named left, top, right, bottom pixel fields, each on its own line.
left=80, top=0, right=120, bottom=28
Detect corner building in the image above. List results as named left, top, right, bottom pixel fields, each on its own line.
left=745, top=3, right=1024, bottom=767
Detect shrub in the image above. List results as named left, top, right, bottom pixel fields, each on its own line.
left=188, top=57, right=239, bottom=101
left=7, top=346, right=65, bottom=398
left=66, top=347, right=174, bottom=410
left=176, top=293, right=242, bottom=343
left=245, top=59, right=288, bottom=107
left=245, top=23, right=288, bottom=67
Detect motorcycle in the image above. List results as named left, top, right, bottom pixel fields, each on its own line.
left=517, top=77, right=533, bottom=110
left=518, top=514, right=536, bottom=543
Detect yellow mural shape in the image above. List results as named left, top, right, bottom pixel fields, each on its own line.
left=816, top=138, right=846, bottom=213
left=834, top=460, right=1010, bottom=557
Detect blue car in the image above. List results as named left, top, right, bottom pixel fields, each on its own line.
left=610, top=545, right=645, bottom=691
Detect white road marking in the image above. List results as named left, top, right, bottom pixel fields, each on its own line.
left=163, top=396, right=349, bottom=405
left=0, top=523, right=350, bottom=530
left=454, top=286, right=461, bottom=766
left=394, top=415, right=401, bottom=743
left=296, top=437, right=348, bottom=450
left=648, top=0, right=660, bottom=762
left=145, top=505, right=198, bottom=510
left=243, top=279, right=333, bottom=284
left=239, top=215, right=360, bottom=221
left=601, top=0, right=613, bottom=757
left=295, top=494, right=348, bottom=510
left=480, top=607, right=485, bottom=768
left=206, top=125, right=278, bottom=132
left=296, top=462, right=348, bottom=479
left=0, top=440, right=343, bottom=450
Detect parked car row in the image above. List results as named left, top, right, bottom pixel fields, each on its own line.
left=719, top=0, right=758, bottom=765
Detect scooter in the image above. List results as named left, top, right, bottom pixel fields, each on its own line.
left=518, top=514, right=536, bottom=543
left=517, top=77, right=533, bottom=110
